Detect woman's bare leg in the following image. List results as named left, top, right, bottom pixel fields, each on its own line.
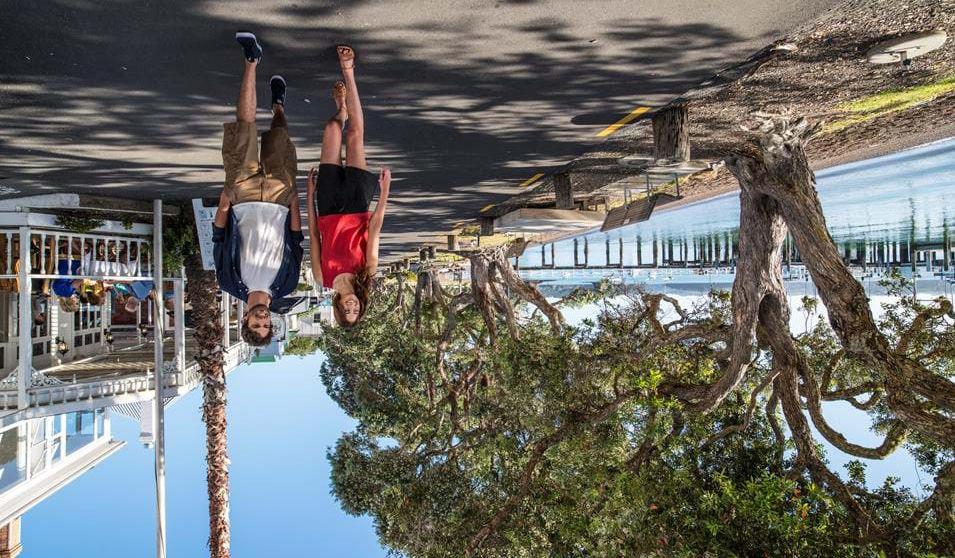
left=319, top=84, right=347, bottom=165
left=337, top=46, right=367, bottom=170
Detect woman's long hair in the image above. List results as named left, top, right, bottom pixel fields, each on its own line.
left=332, top=268, right=374, bottom=328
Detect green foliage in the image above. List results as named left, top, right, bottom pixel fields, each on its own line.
left=295, top=282, right=311, bottom=292
left=55, top=213, right=105, bottom=233
left=826, top=74, right=955, bottom=132
left=284, top=335, right=320, bottom=357
left=799, top=295, right=819, bottom=333
left=162, top=211, right=197, bottom=276
left=556, top=279, right=623, bottom=309
left=321, top=282, right=952, bottom=558
left=120, top=215, right=135, bottom=230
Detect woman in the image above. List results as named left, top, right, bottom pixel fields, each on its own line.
left=51, top=239, right=112, bottom=311
left=306, top=45, right=391, bottom=328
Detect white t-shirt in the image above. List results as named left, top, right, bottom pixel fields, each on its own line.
left=233, top=202, right=289, bottom=296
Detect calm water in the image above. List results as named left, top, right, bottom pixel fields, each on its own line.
left=519, top=138, right=955, bottom=275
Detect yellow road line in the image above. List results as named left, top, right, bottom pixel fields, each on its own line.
left=596, top=106, right=650, bottom=138
left=519, top=172, right=545, bottom=188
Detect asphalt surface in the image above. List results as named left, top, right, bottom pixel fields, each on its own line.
left=0, top=0, right=842, bottom=257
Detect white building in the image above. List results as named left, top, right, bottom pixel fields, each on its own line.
left=0, top=195, right=253, bottom=556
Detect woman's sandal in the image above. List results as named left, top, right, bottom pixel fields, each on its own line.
left=336, top=44, right=357, bottom=70
left=332, top=81, right=348, bottom=123
left=332, top=80, right=347, bottom=102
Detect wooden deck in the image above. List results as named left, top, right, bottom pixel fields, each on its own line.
left=43, top=328, right=238, bottom=383
left=601, top=192, right=683, bottom=232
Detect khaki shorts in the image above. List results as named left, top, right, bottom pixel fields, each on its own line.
left=222, top=121, right=297, bottom=207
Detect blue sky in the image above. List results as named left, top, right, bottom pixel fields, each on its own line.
left=24, top=319, right=931, bottom=556
left=23, top=353, right=385, bottom=558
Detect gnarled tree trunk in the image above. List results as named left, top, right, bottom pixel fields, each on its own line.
left=725, top=114, right=955, bottom=543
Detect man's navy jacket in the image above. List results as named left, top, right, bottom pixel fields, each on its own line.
left=212, top=208, right=304, bottom=313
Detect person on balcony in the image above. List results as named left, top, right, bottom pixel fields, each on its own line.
left=306, top=45, right=391, bottom=329
left=213, top=31, right=303, bottom=347
left=0, top=235, right=55, bottom=296
left=51, top=238, right=109, bottom=311
left=114, top=280, right=175, bottom=315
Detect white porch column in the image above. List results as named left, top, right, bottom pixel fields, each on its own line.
left=235, top=299, right=243, bottom=347
left=58, top=414, right=67, bottom=461
left=152, top=200, right=167, bottom=558
left=137, top=300, right=143, bottom=343
left=17, top=226, right=31, bottom=409
left=222, top=293, right=230, bottom=347
left=103, top=408, right=112, bottom=438
left=173, top=278, right=185, bottom=372
left=103, top=286, right=111, bottom=347
left=17, top=424, right=27, bottom=481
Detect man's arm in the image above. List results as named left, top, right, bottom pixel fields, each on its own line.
left=305, top=167, right=323, bottom=286
left=365, top=167, right=391, bottom=274
left=289, top=187, right=302, bottom=232
left=212, top=191, right=228, bottom=275
left=214, top=190, right=231, bottom=229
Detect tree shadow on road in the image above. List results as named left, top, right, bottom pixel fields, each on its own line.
left=0, top=1, right=775, bottom=256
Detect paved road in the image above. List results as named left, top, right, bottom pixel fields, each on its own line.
left=0, top=0, right=840, bottom=257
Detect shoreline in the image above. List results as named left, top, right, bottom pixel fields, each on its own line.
left=640, top=127, right=955, bottom=219
left=530, top=131, right=955, bottom=248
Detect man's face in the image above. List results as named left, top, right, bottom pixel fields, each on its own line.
left=246, top=304, right=272, bottom=337
left=341, top=293, right=361, bottom=324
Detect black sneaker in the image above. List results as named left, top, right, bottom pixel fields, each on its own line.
left=270, top=75, right=287, bottom=106
left=235, top=31, right=263, bottom=62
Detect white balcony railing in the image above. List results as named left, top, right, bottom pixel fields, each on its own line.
left=0, top=339, right=249, bottom=412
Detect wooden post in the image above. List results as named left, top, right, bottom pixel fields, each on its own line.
left=174, top=279, right=185, bottom=372
left=943, top=227, right=951, bottom=272
left=909, top=238, right=916, bottom=272
left=554, top=172, right=574, bottom=209
left=652, top=102, right=690, bottom=162
left=447, top=234, right=458, bottom=252
left=479, top=217, right=494, bottom=236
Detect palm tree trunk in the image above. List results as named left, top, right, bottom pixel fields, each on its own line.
left=184, top=247, right=230, bottom=558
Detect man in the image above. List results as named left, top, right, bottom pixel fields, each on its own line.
left=213, top=31, right=303, bottom=347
